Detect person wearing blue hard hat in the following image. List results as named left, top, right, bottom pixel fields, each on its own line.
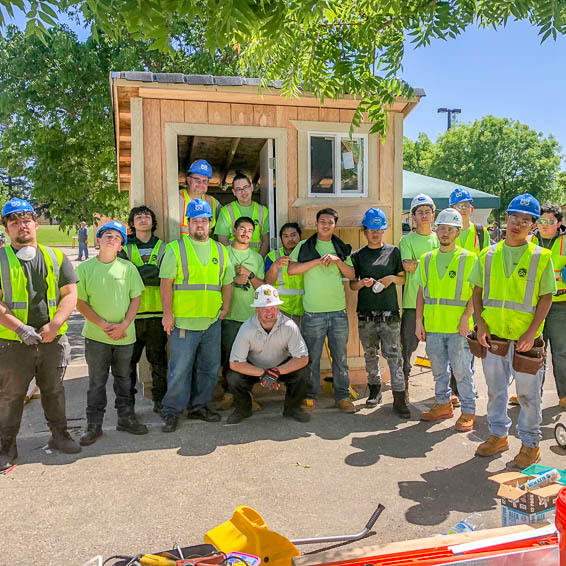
left=159, top=197, right=236, bottom=432
left=449, top=188, right=490, bottom=256
left=469, top=192, right=556, bottom=468
left=180, top=159, right=221, bottom=237
left=350, top=208, right=409, bottom=417
left=76, top=219, right=148, bottom=445
left=0, top=197, right=81, bottom=469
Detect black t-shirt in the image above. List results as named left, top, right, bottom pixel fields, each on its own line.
left=0, top=246, right=79, bottom=329
left=351, top=244, right=403, bottom=313
left=118, top=234, right=162, bottom=286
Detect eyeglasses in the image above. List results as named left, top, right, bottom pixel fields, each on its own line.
left=507, top=214, right=533, bottom=227
left=188, top=176, right=209, bottom=186
left=233, top=185, right=251, bottom=193
left=453, top=203, right=471, bottom=211
left=537, top=218, right=559, bottom=226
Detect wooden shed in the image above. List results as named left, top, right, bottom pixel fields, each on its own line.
left=110, top=72, right=423, bottom=380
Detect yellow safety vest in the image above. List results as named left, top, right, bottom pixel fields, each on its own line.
left=0, top=245, right=68, bottom=341
left=480, top=241, right=552, bottom=340
left=456, top=223, right=489, bottom=256
left=124, top=240, right=165, bottom=318
left=528, top=234, right=566, bottom=303
left=179, top=189, right=218, bottom=235
left=266, top=247, right=304, bottom=316
left=220, top=201, right=266, bottom=253
left=421, top=247, right=475, bottom=333
left=169, top=237, right=227, bottom=318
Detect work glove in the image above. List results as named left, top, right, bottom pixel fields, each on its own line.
left=16, top=323, right=43, bottom=345
left=261, top=368, right=281, bottom=391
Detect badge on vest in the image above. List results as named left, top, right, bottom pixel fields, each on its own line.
left=518, top=268, right=527, bottom=278
left=449, top=270, right=456, bottom=279
left=212, top=257, right=218, bottom=264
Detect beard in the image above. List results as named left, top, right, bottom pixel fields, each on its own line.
left=192, top=231, right=208, bottom=241
left=14, top=233, right=34, bottom=245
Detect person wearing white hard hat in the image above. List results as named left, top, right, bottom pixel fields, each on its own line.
left=0, top=198, right=81, bottom=470
left=399, top=193, right=439, bottom=400
left=415, top=208, right=477, bottom=431
left=226, top=284, right=310, bottom=424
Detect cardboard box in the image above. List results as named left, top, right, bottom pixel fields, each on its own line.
left=490, top=471, right=563, bottom=526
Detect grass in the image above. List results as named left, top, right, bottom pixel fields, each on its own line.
left=35, top=225, right=76, bottom=246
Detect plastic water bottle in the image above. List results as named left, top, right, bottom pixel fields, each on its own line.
left=445, top=513, right=484, bottom=534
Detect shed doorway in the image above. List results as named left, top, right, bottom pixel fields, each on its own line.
left=177, top=134, right=276, bottom=246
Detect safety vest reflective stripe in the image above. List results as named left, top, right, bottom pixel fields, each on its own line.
left=423, top=251, right=468, bottom=307
left=273, top=248, right=304, bottom=296
left=226, top=202, right=264, bottom=248
left=0, top=250, right=25, bottom=309
left=483, top=244, right=541, bottom=314
left=125, top=241, right=165, bottom=266
left=173, top=238, right=224, bottom=292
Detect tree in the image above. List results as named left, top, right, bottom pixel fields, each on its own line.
left=403, top=133, right=434, bottom=176
left=425, top=116, right=562, bottom=211
left=0, top=24, right=241, bottom=228
left=1, top=1, right=565, bottom=134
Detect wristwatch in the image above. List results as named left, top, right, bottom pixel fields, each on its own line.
left=248, top=271, right=255, bottom=281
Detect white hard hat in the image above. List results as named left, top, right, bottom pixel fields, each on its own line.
left=250, top=284, right=284, bottom=308
left=410, top=193, right=436, bottom=213
left=435, top=208, right=463, bottom=228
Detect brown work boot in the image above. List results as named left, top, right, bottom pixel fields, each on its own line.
left=48, top=428, right=81, bottom=454
left=335, top=398, right=357, bottom=413
left=475, top=435, right=509, bottom=457
left=451, top=394, right=461, bottom=408
left=509, top=395, right=519, bottom=406
left=512, top=445, right=541, bottom=469
left=559, top=398, right=566, bottom=410
left=420, top=402, right=454, bottom=422
left=301, top=399, right=315, bottom=412
left=455, top=413, right=475, bottom=432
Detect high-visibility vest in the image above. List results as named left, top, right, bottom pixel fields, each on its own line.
left=266, top=247, right=304, bottom=316
left=480, top=241, right=552, bottom=340
left=124, top=240, right=165, bottom=318
left=528, top=234, right=566, bottom=302
left=179, top=190, right=219, bottom=235
left=220, top=201, right=266, bottom=252
left=456, top=223, right=489, bottom=256
left=421, top=247, right=475, bottom=333
left=0, top=245, right=68, bottom=341
left=169, top=237, right=227, bottom=318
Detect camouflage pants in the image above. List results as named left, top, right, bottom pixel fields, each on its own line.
left=358, top=316, right=405, bottom=392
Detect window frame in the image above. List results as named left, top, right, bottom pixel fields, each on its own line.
left=307, top=131, right=369, bottom=198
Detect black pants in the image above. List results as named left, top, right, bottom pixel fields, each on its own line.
left=129, top=317, right=168, bottom=404
left=85, top=338, right=134, bottom=424
left=227, top=366, right=309, bottom=415
left=0, top=335, right=70, bottom=439
left=220, top=319, right=244, bottom=391
left=401, top=308, right=419, bottom=380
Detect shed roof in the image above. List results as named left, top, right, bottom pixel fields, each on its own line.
left=403, top=170, right=500, bottom=211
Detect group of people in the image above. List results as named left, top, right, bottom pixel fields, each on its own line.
left=0, top=157, right=564, bottom=473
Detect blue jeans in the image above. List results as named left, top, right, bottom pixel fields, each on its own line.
left=302, top=310, right=350, bottom=401
left=161, top=320, right=221, bottom=417
left=425, top=333, right=476, bottom=414
left=78, top=241, right=88, bottom=260
left=482, top=343, right=544, bottom=447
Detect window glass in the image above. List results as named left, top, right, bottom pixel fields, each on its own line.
left=310, top=136, right=334, bottom=194
left=340, top=137, right=364, bottom=193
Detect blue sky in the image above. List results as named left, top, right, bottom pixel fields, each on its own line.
left=400, top=20, right=566, bottom=167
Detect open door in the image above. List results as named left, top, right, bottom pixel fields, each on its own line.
left=259, top=139, right=276, bottom=250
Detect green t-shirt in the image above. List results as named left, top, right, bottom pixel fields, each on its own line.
left=414, top=248, right=457, bottom=288
left=214, top=202, right=270, bottom=238
left=76, top=257, right=145, bottom=346
left=468, top=242, right=557, bottom=296
left=159, top=238, right=235, bottom=331
left=399, top=231, right=439, bottom=309
left=226, top=246, right=265, bottom=322
left=290, top=239, right=354, bottom=313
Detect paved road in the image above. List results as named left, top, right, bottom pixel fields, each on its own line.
left=2, top=247, right=566, bottom=565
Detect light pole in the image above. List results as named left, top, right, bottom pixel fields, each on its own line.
left=437, top=108, right=461, bottom=130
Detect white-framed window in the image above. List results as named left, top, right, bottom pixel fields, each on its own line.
left=308, top=132, right=368, bottom=197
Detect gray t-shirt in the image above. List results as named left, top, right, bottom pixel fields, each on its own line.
left=0, top=247, right=78, bottom=329
left=230, top=312, right=308, bottom=369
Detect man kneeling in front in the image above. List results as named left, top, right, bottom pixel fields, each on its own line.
left=227, top=284, right=311, bottom=424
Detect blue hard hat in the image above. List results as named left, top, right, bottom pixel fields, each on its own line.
left=186, top=198, right=212, bottom=219
left=506, top=193, right=541, bottom=219
left=96, top=221, right=127, bottom=244
left=362, top=208, right=388, bottom=230
left=187, top=159, right=213, bottom=179
left=1, top=197, right=35, bottom=217
left=449, top=188, right=473, bottom=206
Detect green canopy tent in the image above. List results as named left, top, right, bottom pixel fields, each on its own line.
left=403, top=170, right=500, bottom=212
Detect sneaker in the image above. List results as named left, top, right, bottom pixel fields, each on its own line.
left=475, top=435, right=509, bottom=457
left=161, top=415, right=178, bottom=433
left=455, top=413, right=475, bottom=432
left=283, top=409, right=311, bottom=423
left=420, top=402, right=454, bottom=422
left=301, top=399, right=315, bottom=412
left=509, top=395, right=520, bottom=406
left=512, top=445, right=541, bottom=469
left=451, top=394, right=461, bottom=408
left=366, top=384, right=382, bottom=407
left=187, top=407, right=221, bottom=423
left=226, top=411, right=252, bottom=425
left=335, top=398, right=357, bottom=413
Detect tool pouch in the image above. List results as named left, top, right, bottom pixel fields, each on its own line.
left=489, top=335, right=510, bottom=357
left=466, top=328, right=486, bottom=359
left=512, top=337, right=545, bottom=375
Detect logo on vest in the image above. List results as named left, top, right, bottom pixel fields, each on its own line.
left=449, top=270, right=456, bottom=279
left=254, top=219, right=259, bottom=226
left=212, top=257, right=218, bottom=264
left=518, top=268, right=527, bottom=278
